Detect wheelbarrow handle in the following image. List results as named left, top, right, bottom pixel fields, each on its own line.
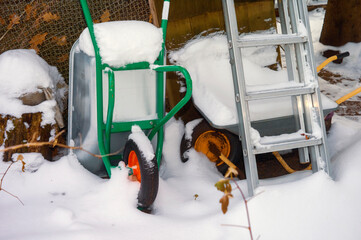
left=317, top=51, right=350, bottom=73
left=148, top=65, right=192, bottom=139
left=336, top=51, right=350, bottom=60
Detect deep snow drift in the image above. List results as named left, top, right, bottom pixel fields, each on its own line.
left=1, top=7, right=361, bottom=240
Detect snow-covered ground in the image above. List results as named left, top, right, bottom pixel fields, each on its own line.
left=1, top=7, right=361, bottom=240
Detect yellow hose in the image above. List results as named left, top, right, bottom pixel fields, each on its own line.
left=317, top=55, right=337, bottom=73
left=272, top=152, right=295, bottom=173
left=272, top=151, right=312, bottom=174
left=316, top=51, right=360, bottom=105
left=336, top=87, right=361, bottom=104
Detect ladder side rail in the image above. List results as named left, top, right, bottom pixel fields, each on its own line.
left=290, top=0, right=329, bottom=172
left=278, top=0, right=305, bottom=131
left=288, top=0, right=313, bottom=163
left=289, top=0, right=307, bottom=84
left=222, top=0, right=259, bottom=196
left=278, top=0, right=298, bottom=83
left=290, top=0, right=321, bottom=167
left=296, top=0, right=331, bottom=173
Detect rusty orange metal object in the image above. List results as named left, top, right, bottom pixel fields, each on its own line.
left=194, top=130, right=231, bottom=162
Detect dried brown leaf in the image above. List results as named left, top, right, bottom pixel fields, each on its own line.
left=215, top=179, right=232, bottom=193
left=42, top=12, right=60, bottom=22
left=0, top=16, right=5, bottom=25
left=25, top=3, right=37, bottom=20
left=219, top=193, right=233, bottom=214
left=34, top=17, right=41, bottom=29
left=100, top=10, right=110, bottom=23
left=7, top=14, right=21, bottom=30
left=57, top=54, right=68, bottom=63
left=16, top=155, right=25, bottom=172
left=29, top=32, right=48, bottom=52
left=52, top=36, right=67, bottom=46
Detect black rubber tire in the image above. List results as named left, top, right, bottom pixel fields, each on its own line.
left=180, top=119, right=245, bottom=178
left=123, top=139, right=159, bottom=212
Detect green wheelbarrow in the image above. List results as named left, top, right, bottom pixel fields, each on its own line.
left=68, top=0, right=192, bottom=212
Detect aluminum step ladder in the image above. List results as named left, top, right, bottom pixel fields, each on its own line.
left=221, top=0, right=330, bottom=196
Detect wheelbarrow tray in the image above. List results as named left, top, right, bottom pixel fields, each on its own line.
left=194, top=98, right=337, bottom=137
left=67, top=40, right=157, bottom=176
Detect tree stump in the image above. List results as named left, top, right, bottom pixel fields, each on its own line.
left=0, top=112, right=63, bottom=162
left=320, top=0, right=361, bottom=46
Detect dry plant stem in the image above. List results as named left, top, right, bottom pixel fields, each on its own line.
left=0, top=130, right=122, bottom=205
left=232, top=179, right=254, bottom=240
left=0, top=130, right=122, bottom=159
left=0, top=0, right=36, bottom=42
left=0, top=142, right=122, bottom=159
left=221, top=223, right=249, bottom=230
left=0, top=161, right=24, bottom=205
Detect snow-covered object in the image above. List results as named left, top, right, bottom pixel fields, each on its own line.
left=4, top=118, right=361, bottom=240
left=170, top=33, right=338, bottom=126
left=78, top=21, right=163, bottom=67
left=11, top=153, right=45, bottom=173
left=3, top=9, right=361, bottom=240
left=0, top=49, right=67, bottom=123
left=0, top=49, right=54, bottom=97
left=128, top=125, right=155, bottom=167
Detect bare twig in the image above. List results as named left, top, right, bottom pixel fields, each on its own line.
left=221, top=224, right=249, bottom=230
left=0, top=0, right=37, bottom=42
left=0, top=129, right=122, bottom=205
left=247, top=191, right=264, bottom=203
left=1, top=188, right=24, bottom=205
left=232, top=179, right=254, bottom=240
left=0, top=161, right=24, bottom=205
left=0, top=130, right=122, bottom=159
left=0, top=161, right=13, bottom=187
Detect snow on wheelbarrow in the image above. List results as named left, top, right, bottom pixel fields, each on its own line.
left=68, top=0, right=192, bottom=212
left=170, top=33, right=351, bottom=176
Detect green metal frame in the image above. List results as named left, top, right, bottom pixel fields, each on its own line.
left=79, top=0, right=192, bottom=177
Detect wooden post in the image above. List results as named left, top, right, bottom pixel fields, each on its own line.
left=0, top=113, right=63, bottom=162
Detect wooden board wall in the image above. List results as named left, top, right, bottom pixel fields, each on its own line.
left=150, top=0, right=277, bottom=122
left=151, top=0, right=276, bottom=49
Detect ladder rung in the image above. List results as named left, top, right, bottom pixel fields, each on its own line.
left=237, top=33, right=308, bottom=48
left=253, top=138, right=322, bottom=154
left=245, top=86, right=315, bottom=101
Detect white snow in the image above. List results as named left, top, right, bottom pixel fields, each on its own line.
left=2, top=116, right=361, bottom=240
left=2, top=6, right=361, bottom=240
left=184, top=118, right=203, bottom=141
left=128, top=125, right=155, bottom=164
left=78, top=21, right=163, bottom=67
left=0, top=49, right=53, bottom=97
left=0, top=49, right=67, bottom=124
left=11, top=153, right=45, bottom=173
left=5, top=119, right=15, bottom=132
left=169, top=30, right=337, bottom=127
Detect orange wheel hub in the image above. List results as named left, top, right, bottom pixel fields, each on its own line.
left=194, top=130, right=231, bottom=163
left=128, top=150, right=141, bottom=182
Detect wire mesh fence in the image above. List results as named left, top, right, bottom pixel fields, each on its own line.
left=0, top=0, right=151, bottom=83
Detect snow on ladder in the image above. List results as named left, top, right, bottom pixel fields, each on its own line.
left=221, top=0, right=330, bottom=196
